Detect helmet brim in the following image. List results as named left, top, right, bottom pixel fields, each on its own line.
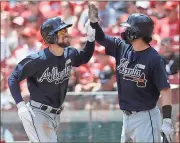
left=56, top=23, right=72, bottom=32
left=120, top=22, right=131, bottom=27
left=49, top=23, right=72, bottom=35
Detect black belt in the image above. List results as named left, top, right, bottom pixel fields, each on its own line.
left=40, top=105, right=64, bottom=115
left=122, top=110, right=138, bottom=116
left=29, top=100, right=64, bottom=115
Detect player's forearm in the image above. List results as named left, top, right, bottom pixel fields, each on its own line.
left=8, top=74, right=23, bottom=104
left=82, top=41, right=95, bottom=64
left=160, top=88, right=172, bottom=119
left=90, top=22, right=105, bottom=41
left=161, top=88, right=172, bottom=106
left=90, top=22, right=117, bottom=50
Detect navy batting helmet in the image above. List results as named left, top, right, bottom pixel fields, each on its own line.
left=40, top=17, right=72, bottom=44
left=120, top=13, right=154, bottom=41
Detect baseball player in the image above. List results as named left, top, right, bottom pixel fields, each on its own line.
left=88, top=4, right=174, bottom=143
left=8, top=17, right=95, bottom=142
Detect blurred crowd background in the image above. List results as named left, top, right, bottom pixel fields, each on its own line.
left=1, top=1, right=179, bottom=102
left=0, top=1, right=179, bottom=142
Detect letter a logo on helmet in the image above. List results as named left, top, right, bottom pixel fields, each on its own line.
left=40, top=17, right=72, bottom=44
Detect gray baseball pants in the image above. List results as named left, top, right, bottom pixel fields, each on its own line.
left=21, top=100, right=61, bottom=142
left=121, top=106, right=162, bottom=143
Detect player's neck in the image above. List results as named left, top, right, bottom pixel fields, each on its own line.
left=49, top=44, right=64, bottom=56
left=132, top=40, right=149, bottom=52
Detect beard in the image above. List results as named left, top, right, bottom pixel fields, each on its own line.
left=57, top=36, right=70, bottom=48
left=57, top=42, right=70, bottom=48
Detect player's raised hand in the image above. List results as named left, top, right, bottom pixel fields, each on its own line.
left=88, top=4, right=99, bottom=23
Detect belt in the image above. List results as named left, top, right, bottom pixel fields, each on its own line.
left=30, top=100, right=64, bottom=115
left=40, top=104, right=63, bottom=114
left=122, top=110, right=138, bottom=116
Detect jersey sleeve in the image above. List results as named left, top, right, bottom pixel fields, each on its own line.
left=8, top=56, right=38, bottom=104
left=104, top=36, right=127, bottom=57
left=90, top=22, right=127, bottom=57
left=68, top=41, right=95, bottom=67
left=151, top=56, right=170, bottom=91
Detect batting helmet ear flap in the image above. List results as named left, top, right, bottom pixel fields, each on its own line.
left=45, top=34, right=58, bottom=44
left=132, top=31, right=141, bottom=39
left=125, top=29, right=134, bottom=41
left=52, top=34, right=58, bottom=44
left=125, top=29, right=141, bottom=41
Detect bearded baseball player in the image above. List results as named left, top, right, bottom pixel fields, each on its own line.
left=8, top=17, right=95, bottom=142
left=88, top=4, right=174, bottom=143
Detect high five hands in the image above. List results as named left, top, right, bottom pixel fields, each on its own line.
left=88, top=4, right=99, bottom=23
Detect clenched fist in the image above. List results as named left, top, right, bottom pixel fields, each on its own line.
left=88, top=4, right=99, bottom=23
